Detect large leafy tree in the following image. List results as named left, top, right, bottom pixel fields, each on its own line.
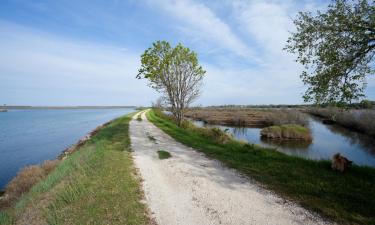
left=137, top=41, right=205, bottom=126
left=285, top=0, right=375, bottom=104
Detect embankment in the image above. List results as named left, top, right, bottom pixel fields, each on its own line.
left=0, top=113, right=150, bottom=225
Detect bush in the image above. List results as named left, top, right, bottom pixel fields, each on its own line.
left=208, top=127, right=232, bottom=144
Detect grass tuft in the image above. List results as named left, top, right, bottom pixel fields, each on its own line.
left=157, top=150, right=172, bottom=159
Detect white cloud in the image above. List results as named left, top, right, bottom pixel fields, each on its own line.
left=1, top=1, right=373, bottom=106
left=146, top=0, right=258, bottom=61
left=234, top=1, right=293, bottom=56
left=0, top=21, right=157, bottom=106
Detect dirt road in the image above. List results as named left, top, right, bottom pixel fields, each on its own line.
left=130, top=111, right=330, bottom=225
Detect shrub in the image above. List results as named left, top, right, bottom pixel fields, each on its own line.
left=209, top=128, right=232, bottom=144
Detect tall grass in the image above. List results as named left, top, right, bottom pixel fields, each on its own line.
left=260, top=124, right=312, bottom=141
left=308, top=108, right=375, bottom=137
left=186, top=107, right=309, bottom=127
left=264, top=109, right=309, bottom=127
left=147, top=109, right=375, bottom=225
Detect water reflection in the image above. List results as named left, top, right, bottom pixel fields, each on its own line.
left=261, top=138, right=312, bottom=150
left=190, top=115, right=375, bottom=167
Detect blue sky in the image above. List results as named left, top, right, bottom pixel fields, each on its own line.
left=1, top=0, right=374, bottom=106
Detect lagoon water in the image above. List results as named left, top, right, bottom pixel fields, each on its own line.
left=0, top=108, right=135, bottom=189
left=193, top=115, right=375, bottom=167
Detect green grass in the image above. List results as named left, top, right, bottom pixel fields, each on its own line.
left=147, top=109, right=375, bottom=225
left=0, top=113, right=150, bottom=225
left=157, top=150, right=172, bottom=159
left=137, top=114, right=142, bottom=121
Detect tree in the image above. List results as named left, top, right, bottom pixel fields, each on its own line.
left=137, top=41, right=206, bottom=126
left=285, top=0, right=375, bottom=104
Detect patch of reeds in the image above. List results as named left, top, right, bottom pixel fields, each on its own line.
left=264, top=110, right=309, bottom=127
left=308, top=108, right=375, bottom=137
left=260, top=124, right=312, bottom=141
left=185, top=108, right=308, bottom=127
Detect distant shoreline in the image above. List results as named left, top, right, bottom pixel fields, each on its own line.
left=0, top=106, right=137, bottom=110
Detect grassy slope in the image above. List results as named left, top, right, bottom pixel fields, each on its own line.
left=0, top=113, right=150, bottom=225
left=147, top=109, right=375, bottom=225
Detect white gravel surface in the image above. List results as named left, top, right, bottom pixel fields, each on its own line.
left=130, top=111, right=331, bottom=225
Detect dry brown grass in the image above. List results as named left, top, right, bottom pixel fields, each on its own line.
left=1, top=160, right=59, bottom=208
left=264, top=110, right=309, bottom=127
left=185, top=108, right=308, bottom=127
left=186, top=108, right=269, bottom=127
left=40, top=160, right=59, bottom=174
left=260, top=124, right=312, bottom=141
left=308, top=108, right=375, bottom=137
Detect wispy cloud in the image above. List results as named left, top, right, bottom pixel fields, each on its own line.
left=0, top=0, right=374, bottom=105
left=146, top=0, right=258, bottom=62
left=0, top=21, right=157, bottom=106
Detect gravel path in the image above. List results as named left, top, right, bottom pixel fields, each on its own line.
left=130, top=111, right=331, bottom=225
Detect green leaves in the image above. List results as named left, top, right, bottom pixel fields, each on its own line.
left=136, top=41, right=205, bottom=125
left=285, top=0, right=375, bottom=105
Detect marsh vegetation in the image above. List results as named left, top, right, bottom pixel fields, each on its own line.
left=147, top=109, right=375, bottom=224
left=307, top=107, right=375, bottom=137
left=260, top=124, right=312, bottom=141
left=185, top=107, right=309, bottom=127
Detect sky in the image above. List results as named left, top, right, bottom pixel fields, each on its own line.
left=0, top=0, right=374, bottom=106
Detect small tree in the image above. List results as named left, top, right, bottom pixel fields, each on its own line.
left=137, top=41, right=205, bottom=126
left=285, top=0, right=375, bottom=105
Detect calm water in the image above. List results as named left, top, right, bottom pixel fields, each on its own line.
left=0, top=108, right=135, bottom=189
left=192, top=115, right=375, bottom=167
